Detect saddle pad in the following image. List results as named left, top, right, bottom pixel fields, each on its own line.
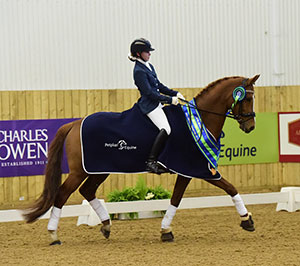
left=81, top=104, right=221, bottom=179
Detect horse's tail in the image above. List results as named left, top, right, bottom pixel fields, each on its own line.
left=23, top=122, right=74, bottom=223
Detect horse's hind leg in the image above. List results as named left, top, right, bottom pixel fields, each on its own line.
left=79, top=174, right=111, bottom=239
left=205, top=177, right=255, bottom=232
left=161, top=175, right=191, bottom=242
left=47, top=171, right=88, bottom=245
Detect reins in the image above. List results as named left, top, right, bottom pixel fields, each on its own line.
left=179, top=98, right=237, bottom=119
left=180, top=97, right=257, bottom=122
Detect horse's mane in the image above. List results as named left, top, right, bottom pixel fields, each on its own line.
left=196, top=76, right=242, bottom=97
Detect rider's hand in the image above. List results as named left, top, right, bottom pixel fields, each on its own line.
left=177, top=92, right=185, bottom=101
left=171, top=96, right=179, bottom=105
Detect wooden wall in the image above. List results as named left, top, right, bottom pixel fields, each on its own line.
left=1, top=86, right=300, bottom=206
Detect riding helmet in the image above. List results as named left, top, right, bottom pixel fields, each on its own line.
left=130, top=38, right=155, bottom=57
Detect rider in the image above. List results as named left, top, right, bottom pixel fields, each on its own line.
left=128, top=38, right=185, bottom=174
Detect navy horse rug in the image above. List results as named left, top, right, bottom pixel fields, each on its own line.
left=80, top=104, right=221, bottom=179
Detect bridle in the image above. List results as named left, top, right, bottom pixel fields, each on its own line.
left=229, top=78, right=255, bottom=124
left=231, top=89, right=255, bottom=123
left=180, top=78, right=255, bottom=124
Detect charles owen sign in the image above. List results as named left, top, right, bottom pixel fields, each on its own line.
left=0, top=118, right=77, bottom=177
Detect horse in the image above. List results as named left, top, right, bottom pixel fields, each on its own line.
left=23, top=74, right=260, bottom=244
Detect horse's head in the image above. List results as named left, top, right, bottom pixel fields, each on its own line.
left=194, top=74, right=260, bottom=139
left=231, top=74, right=260, bottom=133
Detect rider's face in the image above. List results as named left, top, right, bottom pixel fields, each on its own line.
left=140, top=51, right=151, bottom=62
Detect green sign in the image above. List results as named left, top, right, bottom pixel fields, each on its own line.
left=219, top=112, right=278, bottom=165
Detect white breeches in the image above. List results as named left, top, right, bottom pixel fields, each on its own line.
left=147, top=104, right=171, bottom=135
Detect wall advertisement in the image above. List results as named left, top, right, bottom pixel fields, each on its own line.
left=0, top=118, right=77, bottom=177
left=219, top=113, right=278, bottom=165
left=278, top=112, right=300, bottom=162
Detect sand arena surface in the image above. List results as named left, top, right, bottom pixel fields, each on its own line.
left=1, top=204, right=299, bottom=266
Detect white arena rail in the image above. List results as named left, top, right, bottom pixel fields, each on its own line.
left=0, top=187, right=299, bottom=224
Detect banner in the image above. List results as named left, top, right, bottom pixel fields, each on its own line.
left=278, top=112, right=300, bottom=162
left=0, top=118, right=77, bottom=177
left=219, top=113, right=278, bottom=165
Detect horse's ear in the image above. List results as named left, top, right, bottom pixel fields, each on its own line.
left=248, top=74, right=260, bottom=85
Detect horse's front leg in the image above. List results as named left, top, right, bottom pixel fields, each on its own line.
left=160, top=174, right=191, bottom=242
left=205, top=177, right=255, bottom=232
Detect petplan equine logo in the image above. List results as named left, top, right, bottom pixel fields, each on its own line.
left=104, top=140, right=137, bottom=150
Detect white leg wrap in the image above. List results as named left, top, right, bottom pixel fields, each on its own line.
left=232, top=194, right=248, bottom=216
left=89, top=198, right=110, bottom=222
left=161, top=205, right=177, bottom=229
left=47, top=207, right=62, bottom=231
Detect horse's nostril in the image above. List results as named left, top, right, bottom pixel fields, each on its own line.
left=245, top=126, right=255, bottom=133
left=244, top=125, right=255, bottom=133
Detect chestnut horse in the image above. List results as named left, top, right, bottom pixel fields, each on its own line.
left=23, top=74, right=260, bottom=244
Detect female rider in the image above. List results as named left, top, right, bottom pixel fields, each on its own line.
left=128, top=38, right=185, bottom=174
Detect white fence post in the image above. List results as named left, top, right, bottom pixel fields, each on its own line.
left=276, top=187, right=300, bottom=212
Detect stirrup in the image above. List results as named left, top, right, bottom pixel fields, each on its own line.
left=146, top=160, right=168, bottom=175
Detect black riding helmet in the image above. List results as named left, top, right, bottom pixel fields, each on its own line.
left=130, top=38, right=155, bottom=58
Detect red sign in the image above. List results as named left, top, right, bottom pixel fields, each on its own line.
left=278, top=112, right=300, bottom=162
left=288, top=119, right=300, bottom=146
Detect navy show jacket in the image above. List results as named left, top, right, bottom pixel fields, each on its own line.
left=133, top=60, right=178, bottom=114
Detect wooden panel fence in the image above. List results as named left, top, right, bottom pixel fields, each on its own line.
left=0, top=86, right=300, bottom=207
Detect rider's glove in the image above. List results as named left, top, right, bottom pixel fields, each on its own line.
left=171, top=96, right=179, bottom=105
left=177, top=92, right=185, bottom=101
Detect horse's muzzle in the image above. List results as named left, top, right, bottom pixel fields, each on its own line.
left=240, top=123, right=255, bottom=133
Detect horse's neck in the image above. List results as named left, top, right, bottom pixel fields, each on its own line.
left=195, top=81, right=236, bottom=139
left=199, top=105, right=226, bottom=140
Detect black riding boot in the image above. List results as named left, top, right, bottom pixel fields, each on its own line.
left=146, top=129, right=169, bottom=174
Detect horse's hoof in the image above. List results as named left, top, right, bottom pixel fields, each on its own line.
left=240, top=212, right=255, bottom=232
left=160, top=228, right=174, bottom=242
left=50, top=240, right=62, bottom=246
left=100, top=224, right=111, bottom=239
left=161, top=232, right=174, bottom=242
